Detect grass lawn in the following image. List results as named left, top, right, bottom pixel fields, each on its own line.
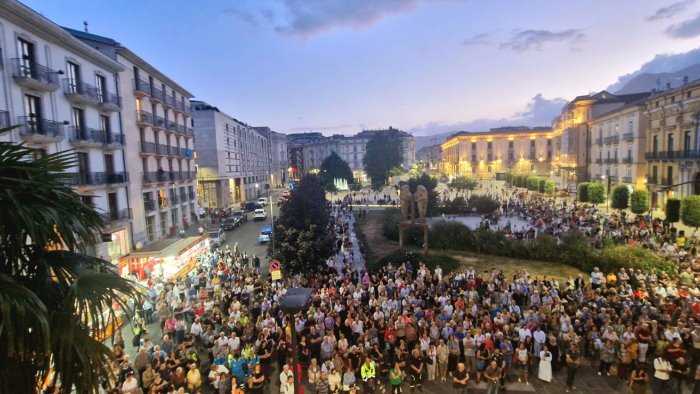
left=356, top=209, right=585, bottom=282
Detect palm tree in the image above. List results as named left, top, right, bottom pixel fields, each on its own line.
left=0, top=128, right=141, bottom=393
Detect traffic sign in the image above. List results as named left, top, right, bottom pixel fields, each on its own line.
left=269, top=259, right=281, bottom=271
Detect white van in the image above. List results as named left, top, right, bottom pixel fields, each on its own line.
left=208, top=228, right=226, bottom=248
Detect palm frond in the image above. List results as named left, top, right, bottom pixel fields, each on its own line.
left=0, top=273, right=51, bottom=394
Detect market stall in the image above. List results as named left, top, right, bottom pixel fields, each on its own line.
left=117, top=236, right=209, bottom=282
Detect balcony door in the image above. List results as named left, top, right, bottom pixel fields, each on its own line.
left=95, top=74, right=106, bottom=103
left=66, top=62, right=80, bottom=93
left=77, top=152, right=89, bottom=184
left=24, top=94, right=41, bottom=132
left=17, top=38, right=35, bottom=77
left=72, top=108, right=85, bottom=139
left=108, top=192, right=118, bottom=220
left=104, top=153, right=114, bottom=175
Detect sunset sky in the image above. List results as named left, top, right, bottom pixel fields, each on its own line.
left=24, top=0, right=700, bottom=137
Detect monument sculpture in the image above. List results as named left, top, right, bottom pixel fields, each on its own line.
left=398, top=184, right=430, bottom=254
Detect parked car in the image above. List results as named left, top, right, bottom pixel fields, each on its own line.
left=281, top=190, right=291, bottom=198
left=258, top=226, right=273, bottom=244
left=257, top=197, right=268, bottom=206
left=221, top=218, right=239, bottom=231
left=232, top=210, right=248, bottom=224
left=253, top=208, right=267, bottom=221
left=277, top=196, right=287, bottom=206
left=208, top=228, right=226, bottom=247
left=241, top=201, right=263, bottom=212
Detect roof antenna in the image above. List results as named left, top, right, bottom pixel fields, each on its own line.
left=83, top=21, right=88, bottom=33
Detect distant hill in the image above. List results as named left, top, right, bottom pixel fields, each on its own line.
left=613, top=63, right=700, bottom=94
left=414, top=132, right=454, bottom=150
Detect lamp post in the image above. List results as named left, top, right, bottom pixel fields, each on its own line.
left=255, top=183, right=259, bottom=198
left=280, top=288, right=312, bottom=394
left=601, top=174, right=611, bottom=211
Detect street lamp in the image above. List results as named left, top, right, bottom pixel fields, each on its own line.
left=280, top=288, right=312, bottom=394
left=255, top=183, right=259, bottom=198
left=601, top=174, right=611, bottom=211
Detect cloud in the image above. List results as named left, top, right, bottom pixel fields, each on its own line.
left=461, top=33, right=491, bottom=47
left=665, top=12, right=700, bottom=38
left=499, top=29, right=584, bottom=52
left=647, top=0, right=696, bottom=21
left=408, top=94, right=566, bottom=138
left=222, top=8, right=258, bottom=26
left=606, top=47, right=700, bottom=92
left=274, top=0, right=451, bottom=37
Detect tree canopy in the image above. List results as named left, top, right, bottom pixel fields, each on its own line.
left=319, top=151, right=353, bottom=187
left=0, top=134, right=141, bottom=393
left=630, top=189, right=649, bottom=214
left=363, top=132, right=403, bottom=188
left=611, top=185, right=630, bottom=211
left=588, top=183, right=606, bottom=205
left=447, top=176, right=478, bottom=195
left=681, top=195, right=700, bottom=228
left=666, top=197, right=681, bottom=223
left=268, top=175, right=335, bottom=274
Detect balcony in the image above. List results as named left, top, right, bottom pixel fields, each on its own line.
left=136, top=110, right=153, bottom=126
left=143, top=171, right=170, bottom=183
left=622, top=157, right=633, bottom=164
left=0, top=110, right=11, bottom=128
left=176, top=124, right=186, bottom=134
left=622, top=177, right=632, bottom=183
left=645, top=150, right=700, bottom=160
left=661, top=177, right=674, bottom=185
left=186, top=127, right=194, bottom=137
left=151, top=87, right=165, bottom=103
left=140, top=141, right=157, bottom=155
left=164, top=95, right=176, bottom=109
left=179, top=193, right=188, bottom=203
left=167, top=120, right=177, bottom=132
left=100, top=208, right=131, bottom=227
left=595, top=138, right=602, bottom=145
left=604, top=158, right=618, bottom=164
left=647, top=177, right=658, bottom=185
left=168, top=146, right=179, bottom=156
left=156, top=143, right=169, bottom=155
left=133, top=79, right=152, bottom=97
left=603, top=135, right=619, bottom=144
left=104, top=133, right=125, bottom=149
left=188, top=192, right=195, bottom=201
left=11, top=58, right=60, bottom=91
left=62, top=79, right=100, bottom=105
left=17, top=116, right=65, bottom=143
left=105, top=172, right=128, bottom=185
left=67, top=171, right=128, bottom=187
left=176, top=101, right=190, bottom=114
left=69, top=126, right=104, bottom=148
left=98, top=91, right=121, bottom=112
left=153, top=115, right=166, bottom=130
left=622, top=132, right=634, bottom=141
left=143, top=200, right=155, bottom=212
left=595, top=158, right=602, bottom=164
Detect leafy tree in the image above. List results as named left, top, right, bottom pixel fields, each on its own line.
left=544, top=180, right=556, bottom=194
left=389, top=166, right=404, bottom=177
left=319, top=151, right=353, bottom=187
left=588, top=183, right=606, bottom=205
left=269, top=175, right=335, bottom=274
left=630, top=189, right=649, bottom=214
left=666, top=197, right=681, bottom=223
left=447, top=176, right=478, bottom=197
left=681, top=195, right=700, bottom=228
left=527, top=176, right=539, bottom=191
left=538, top=178, right=546, bottom=193
left=324, top=182, right=338, bottom=193
left=611, top=184, right=630, bottom=211
left=363, top=132, right=403, bottom=187
left=401, top=173, right=438, bottom=217
left=578, top=182, right=590, bottom=202
left=0, top=136, right=141, bottom=393
left=468, top=195, right=500, bottom=213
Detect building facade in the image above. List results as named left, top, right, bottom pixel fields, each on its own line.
left=588, top=102, right=648, bottom=189
left=440, top=127, right=553, bottom=179
left=0, top=1, right=130, bottom=261
left=191, top=101, right=270, bottom=208
left=69, top=29, right=198, bottom=248
left=645, top=79, right=700, bottom=207
left=254, top=127, right=287, bottom=188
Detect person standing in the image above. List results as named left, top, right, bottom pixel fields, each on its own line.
left=409, top=348, right=425, bottom=392
left=389, top=361, right=403, bottom=394
left=538, top=345, right=553, bottom=382
left=565, top=344, right=580, bottom=393
left=630, top=365, right=648, bottom=394
left=452, top=362, right=469, bottom=394
left=484, top=360, right=501, bottom=394
left=653, top=353, right=672, bottom=393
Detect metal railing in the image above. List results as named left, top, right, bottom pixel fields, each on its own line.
left=622, top=157, right=633, bottom=164
left=604, top=158, right=618, bottom=164
left=153, top=115, right=165, bottom=129
left=105, top=172, right=128, bottom=184
left=99, top=91, right=121, bottom=108
left=622, top=177, right=632, bottom=183
left=143, top=200, right=155, bottom=212
left=17, top=116, right=64, bottom=138
left=179, top=193, right=188, bottom=203
left=105, top=133, right=124, bottom=146
left=11, top=58, right=60, bottom=87
left=167, top=120, right=177, bottom=132
left=140, top=141, right=157, bottom=154
left=136, top=110, right=153, bottom=125
left=156, top=144, right=169, bottom=155
left=99, top=208, right=131, bottom=225
left=645, top=150, right=700, bottom=160
left=595, top=138, right=602, bottom=145
left=622, top=132, right=634, bottom=141
left=134, top=79, right=151, bottom=95
left=165, top=95, right=176, bottom=108
left=151, top=86, right=165, bottom=102
left=62, top=79, right=99, bottom=101
left=189, top=192, right=195, bottom=201
left=595, top=158, right=602, bottom=164
left=603, top=135, right=619, bottom=144
left=69, top=126, right=104, bottom=144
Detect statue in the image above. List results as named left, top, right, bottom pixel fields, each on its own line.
left=414, top=185, right=428, bottom=222
left=400, top=185, right=412, bottom=221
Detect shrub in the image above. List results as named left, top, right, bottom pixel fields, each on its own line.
left=666, top=198, right=681, bottom=223
left=538, top=178, right=546, bottom=193
left=382, top=209, right=403, bottom=241
left=527, top=176, right=540, bottom=191
left=578, top=183, right=590, bottom=202
left=588, top=183, right=606, bottom=205
left=505, top=172, right=515, bottom=185
left=681, top=195, right=700, bottom=228
left=544, top=180, right=556, bottom=194
left=369, top=250, right=460, bottom=274
left=600, top=245, right=674, bottom=274
left=558, top=231, right=598, bottom=271
left=430, top=221, right=475, bottom=250
left=526, top=235, right=559, bottom=262
left=611, top=184, right=630, bottom=211
left=467, top=195, right=500, bottom=214
left=630, top=189, right=649, bottom=214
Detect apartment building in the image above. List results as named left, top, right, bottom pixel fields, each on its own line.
left=0, top=1, right=130, bottom=261
left=253, top=126, right=288, bottom=188
left=68, top=29, right=197, bottom=247
left=645, top=78, right=700, bottom=207
left=588, top=101, right=648, bottom=188
left=440, top=127, right=553, bottom=179
left=191, top=101, right=270, bottom=208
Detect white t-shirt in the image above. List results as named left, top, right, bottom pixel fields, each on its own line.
left=654, top=358, right=671, bottom=380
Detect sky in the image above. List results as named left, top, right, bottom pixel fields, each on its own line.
left=22, top=0, right=700, bottom=137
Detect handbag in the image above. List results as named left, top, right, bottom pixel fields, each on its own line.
left=608, top=364, right=618, bottom=377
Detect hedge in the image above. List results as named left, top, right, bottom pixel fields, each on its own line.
left=527, top=176, right=540, bottom=191
left=681, top=195, right=700, bottom=228
left=611, top=184, right=630, bottom=211
left=578, top=183, right=590, bottom=202
left=538, top=178, right=546, bottom=193
left=544, top=180, right=556, bottom=194
left=588, top=183, right=606, bottom=205
left=666, top=198, right=681, bottom=223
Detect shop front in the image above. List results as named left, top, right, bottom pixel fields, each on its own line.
left=117, top=235, right=209, bottom=283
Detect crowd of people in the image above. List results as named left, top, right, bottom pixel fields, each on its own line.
left=96, top=182, right=700, bottom=394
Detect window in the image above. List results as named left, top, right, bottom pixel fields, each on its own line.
left=66, top=62, right=81, bottom=93
left=487, top=141, right=492, bottom=149
left=530, top=140, right=535, bottom=147
left=471, top=154, right=476, bottom=162
left=652, top=166, right=658, bottom=182
left=100, top=115, right=110, bottom=137
left=508, top=141, right=513, bottom=148
left=627, top=120, right=633, bottom=134
left=72, top=108, right=84, bottom=131
left=487, top=154, right=492, bottom=161
left=652, top=135, right=659, bottom=154
left=667, top=166, right=673, bottom=184
left=547, top=139, right=551, bottom=146
left=471, top=143, right=476, bottom=151
left=17, top=38, right=35, bottom=76
left=146, top=216, right=155, bottom=241
left=684, top=131, right=691, bottom=153
left=95, top=74, right=106, bottom=102
left=159, top=212, right=167, bottom=237
left=24, top=94, right=41, bottom=125
left=667, top=133, right=674, bottom=151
